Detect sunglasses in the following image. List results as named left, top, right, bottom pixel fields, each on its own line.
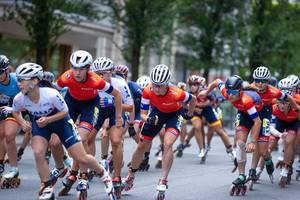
left=17, top=77, right=32, bottom=82
left=97, top=71, right=111, bottom=76
left=71, top=66, right=89, bottom=70
left=227, top=89, right=239, bottom=96
left=0, top=69, right=6, bottom=75
left=254, top=79, right=269, bottom=84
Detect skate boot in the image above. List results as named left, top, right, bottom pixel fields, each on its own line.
left=155, top=179, right=168, bottom=200
left=76, top=173, right=89, bottom=200
left=0, top=163, right=4, bottom=179
left=58, top=170, right=78, bottom=196
left=183, top=140, right=191, bottom=149
left=0, top=167, right=21, bottom=189
left=265, top=159, right=274, bottom=183
left=246, top=168, right=257, bottom=190
left=174, top=144, right=184, bottom=158
left=279, top=167, right=289, bottom=188
left=121, top=175, right=135, bottom=191
left=99, top=160, right=116, bottom=199
left=63, top=155, right=73, bottom=170
left=39, top=181, right=55, bottom=200
left=155, top=150, right=163, bottom=169
left=256, top=166, right=264, bottom=181
left=226, top=147, right=235, bottom=161
left=49, top=167, right=67, bottom=186
left=276, top=156, right=284, bottom=169
left=107, top=155, right=114, bottom=174
left=287, top=166, right=293, bottom=185
left=17, top=148, right=24, bottom=162
left=230, top=174, right=247, bottom=196
left=87, top=170, right=95, bottom=182
left=198, top=148, right=206, bottom=164
left=112, top=176, right=122, bottom=199
left=139, top=156, right=150, bottom=171
left=296, top=163, right=300, bottom=180
left=232, top=158, right=238, bottom=173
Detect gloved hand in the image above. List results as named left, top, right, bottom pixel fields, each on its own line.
left=146, top=115, right=158, bottom=126
left=128, top=123, right=136, bottom=137
left=0, top=106, right=13, bottom=115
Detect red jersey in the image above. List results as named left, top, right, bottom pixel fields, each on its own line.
left=272, top=104, right=298, bottom=122
left=251, top=84, right=286, bottom=106
left=294, top=94, right=300, bottom=105
left=141, top=85, right=192, bottom=113
left=218, top=82, right=262, bottom=119
left=57, top=70, right=112, bottom=101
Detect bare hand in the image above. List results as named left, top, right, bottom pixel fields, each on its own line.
left=22, top=120, right=32, bottom=132
left=246, top=142, right=256, bottom=153
left=198, top=90, right=208, bottom=98
left=36, top=117, right=49, bottom=128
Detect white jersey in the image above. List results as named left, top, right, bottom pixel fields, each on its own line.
left=0, top=93, right=11, bottom=105
left=13, top=87, right=68, bottom=118
left=98, top=77, right=133, bottom=106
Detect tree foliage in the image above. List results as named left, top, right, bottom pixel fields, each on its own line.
left=101, top=0, right=176, bottom=80
left=2, top=0, right=98, bottom=69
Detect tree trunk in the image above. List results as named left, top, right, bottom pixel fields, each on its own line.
left=131, top=42, right=141, bottom=81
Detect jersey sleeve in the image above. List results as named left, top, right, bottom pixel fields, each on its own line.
left=141, top=87, right=151, bottom=110
left=56, top=71, right=69, bottom=90
left=97, top=78, right=114, bottom=94
left=178, top=90, right=192, bottom=103
left=12, top=93, right=24, bottom=112
left=51, top=89, right=69, bottom=112
left=243, top=96, right=258, bottom=119
left=217, top=81, right=228, bottom=99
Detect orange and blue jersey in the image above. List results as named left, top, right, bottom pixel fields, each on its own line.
left=250, top=83, right=287, bottom=106
left=141, top=84, right=192, bottom=113
left=218, top=81, right=262, bottom=119
left=56, top=70, right=113, bottom=101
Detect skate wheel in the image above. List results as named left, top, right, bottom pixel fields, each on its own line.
left=249, top=181, right=254, bottom=191
left=77, top=190, right=87, bottom=200
left=235, top=187, right=241, bottom=196
left=241, top=186, right=247, bottom=196
left=59, top=187, right=71, bottom=196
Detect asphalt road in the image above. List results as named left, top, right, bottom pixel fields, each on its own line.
left=1, top=129, right=300, bottom=200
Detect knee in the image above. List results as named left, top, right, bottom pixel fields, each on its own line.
left=33, top=148, right=46, bottom=161
left=111, top=138, right=123, bottom=148
left=236, top=140, right=246, bottom=163
left=75, top=154, right=89, bottom=165
left=5, top=134, right=15, bottom=144
left=163, top=141, right=173, bottom=151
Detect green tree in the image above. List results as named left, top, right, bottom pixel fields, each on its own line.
left=2, top=0, right=98, bottom=70
left=101, top=0, right=176, bottom=80
left=177, top=0, right=246, bottom=80
left=248, top=0, right=300, bottom=78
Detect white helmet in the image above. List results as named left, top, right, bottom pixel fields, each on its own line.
left=70, top=50, right=93, bottom=68
left=253, top=66, right=271, bottom=80
left=287, top=74, right=299, bottom=88
left=91, top=57, right=114, bottom=72
left=150, top=64, right=171, bottom=85
left=42, top=71, right=55, bottom=83
left=136, top=75, right=151, bottom=89
left=278, top=78, right=293, bottom=95
left=16, top=63, right=43, bottom=80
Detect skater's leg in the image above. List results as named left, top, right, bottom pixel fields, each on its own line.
left=161, top=129, right=177, bottom=180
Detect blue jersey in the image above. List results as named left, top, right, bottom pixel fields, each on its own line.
left=128, top=81, right=142, bottom=114
left=0, top=73, right=20, bottom=98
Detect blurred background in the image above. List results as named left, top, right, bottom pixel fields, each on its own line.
left=1, top=0, right=300, bottom=126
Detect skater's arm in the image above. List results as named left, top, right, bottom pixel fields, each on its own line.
left=199, top=79, right=222, bottom=97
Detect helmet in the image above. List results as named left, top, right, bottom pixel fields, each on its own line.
left=91, top=57, right=114, bottom=72
left=177, top=82, right=187, bottom=90
left=150, top=64, right=171, bottom=85
left=136, top=75, right=151, bottom=89
left=70, top=50, right=93, bottom=68
left=225, top=75, right=243, bottom=90
left=287, top=74, right=299, bottom=88
left=16, top=63, right=43, bottom=80
left=278, top=78, right=293, bottom=91
left=253, top=66, right=271, bottom=80
left=269, top=76, right=278, bottom=87
left=114, top=65, right=129, bottom=75
left=0, top=55, right=9, bottom=70
left=42, top=71, right=55, bottom=83
left=188, top=75, right=206, bottom=86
